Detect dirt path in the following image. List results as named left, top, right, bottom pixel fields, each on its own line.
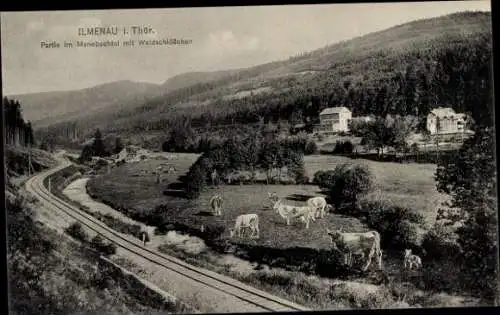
left=63, top=178, right=160, bottom=243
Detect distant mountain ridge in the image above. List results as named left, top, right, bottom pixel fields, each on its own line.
left=10, top=70, right=242, bottom=128
left=160, top=70, right=241, bottom=91
left=20, top=11, right=493, bottom=144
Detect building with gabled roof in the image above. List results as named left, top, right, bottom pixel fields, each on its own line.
left=315, top=106, right=352, bottom=135
left=426, top=107, right=467, bottom=135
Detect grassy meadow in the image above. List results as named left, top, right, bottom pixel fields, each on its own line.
left=88, top=153, right=446, bottom=235
left=82, top=152, right=479, bottom=305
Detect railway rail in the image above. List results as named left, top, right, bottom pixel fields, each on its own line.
left=25, top=159, right=311, bottom=313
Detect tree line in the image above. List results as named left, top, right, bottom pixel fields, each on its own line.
left=162, top=117, right=317, bottom=155
left=348, top=115, right=419, bottom=156
left=3, top=97, right=35, bottom=147
left=78, top=129, right=124, bottom=163
left=183, top=130, right=309, bottom=198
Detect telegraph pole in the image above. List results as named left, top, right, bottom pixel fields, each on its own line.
left=28, top=143, right=34, bottom=176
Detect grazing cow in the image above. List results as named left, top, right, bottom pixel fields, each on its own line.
left=326, top=228, right=383, bottom=271
left=210, top=194, right=223, bottom=216
left=306, top=196, right=333, bottom=219
left=403, top=249, right=422, bottom=270
left=229, top=214, right=260, bottom=239
left=167, top=166, right=176, bottom=174
left=273, top=199, right=315, bottom=229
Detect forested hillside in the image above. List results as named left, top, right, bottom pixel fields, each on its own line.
left=12, top=80, right=162, bottom=128
left=4, top=97, right=35, bottom=147
left=38, top=11, right=493, bottom=147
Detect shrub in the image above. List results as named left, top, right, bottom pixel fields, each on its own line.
left=422, top=224, right=462, bottom=260
left=184, top=163, right=207, bottom=199
left=200, top=223, right=225, bottom=242
left=304, top=140, right=318, bottom=155
left=393, top=220, right=426, bottom=249
left=78, top=145, right=94, bottom=163
left=90, top=235, right=117, bottom=256
left=420, top=259, right=464, bottom=293
left=317, top=164, right=373, bottom=213
left=362, top=201, right=427, bottom=249
left=66, top=222, right=88, bottom=242
left=333, top=141, right=354, bottom=154
left=313, top=170, right=328, bottom=187
left=279, top=178, right=297, bottom=185
left=296, top=175, right=310, bottom=185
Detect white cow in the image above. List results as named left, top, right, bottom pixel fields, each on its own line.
left=273, top=199, right=315, bottom=229
left=229, top=214, right=260, bottom=239
left=326, top=228, right=383, bottom=271
left=403, top=249, right=422, bottom=270
left=210, top=194, right=223, bottom=216
left=306, top=196, right=333, bottom=219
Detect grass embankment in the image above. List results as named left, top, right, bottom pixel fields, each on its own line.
left=43, top=165, right=147, bottom=244
left=5, top=145, right=58, bottom=189
left=157, top=237, right=478, bottom=310
left=7, top=185, right=192, bottom=314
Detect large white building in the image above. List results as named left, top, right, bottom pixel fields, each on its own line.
left=426, top=107, right=466, bottom=135
left=315, top=107, right=352, bottom=135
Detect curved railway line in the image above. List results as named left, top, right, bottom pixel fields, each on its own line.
left=25, top=159, right=311, bottom=313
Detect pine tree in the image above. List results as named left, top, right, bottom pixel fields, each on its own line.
left=92, top=129, right=106, bottom=157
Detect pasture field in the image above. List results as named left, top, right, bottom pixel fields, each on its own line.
left=87, top=153, right=449, bottom=279
left=85, top=153, right=476, bottom=303
left=304, top=155, right=449, bottom=227
left=88, top=153, right=447, bottom=246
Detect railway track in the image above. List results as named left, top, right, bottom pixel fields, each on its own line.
left=25, top=159, right=311, bottom=313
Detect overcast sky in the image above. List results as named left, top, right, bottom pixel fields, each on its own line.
left=1, top=1, right=491, bottom=95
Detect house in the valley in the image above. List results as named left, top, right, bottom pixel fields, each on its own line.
left=315, top=106, right=352, bottom=135
left=426, top=107, right=467, bottom=135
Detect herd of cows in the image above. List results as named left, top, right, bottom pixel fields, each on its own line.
left=206, top=192, right=424, bottom=272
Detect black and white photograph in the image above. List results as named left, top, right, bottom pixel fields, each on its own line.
left=2, top=1, right=497, bottom=313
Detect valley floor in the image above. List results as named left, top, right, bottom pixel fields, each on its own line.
left=76, top=154, right=481, bottom=310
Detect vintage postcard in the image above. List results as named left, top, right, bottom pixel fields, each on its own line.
left=2, top=1, right=497, bottom=313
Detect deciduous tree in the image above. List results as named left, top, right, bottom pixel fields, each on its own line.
left=435, top=127, right=497, bottom=302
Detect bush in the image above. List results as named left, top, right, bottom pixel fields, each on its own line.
left=393, top=220, right=426, bottom=249
left=317, top=164, right=373, bottom=213
left=333, top=141, right=354, bottom=154
left=78, top=145, right=94, bottom=163
left=296, top=175, right=310, bottom=184
left=184, top=163, right=207, bottom=199
left=304, top=140, right=318, bottom=155
left=422, top=224, right=462, bottom=260
left=203, top=224, right=226, bottom=241
left=362, top=201, right=427, bottom=249
left=313, top=170, right=327, bottom=186
left=66, top=222, right=88, bottom=242
left=90, top=235, right=117, bottom=256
